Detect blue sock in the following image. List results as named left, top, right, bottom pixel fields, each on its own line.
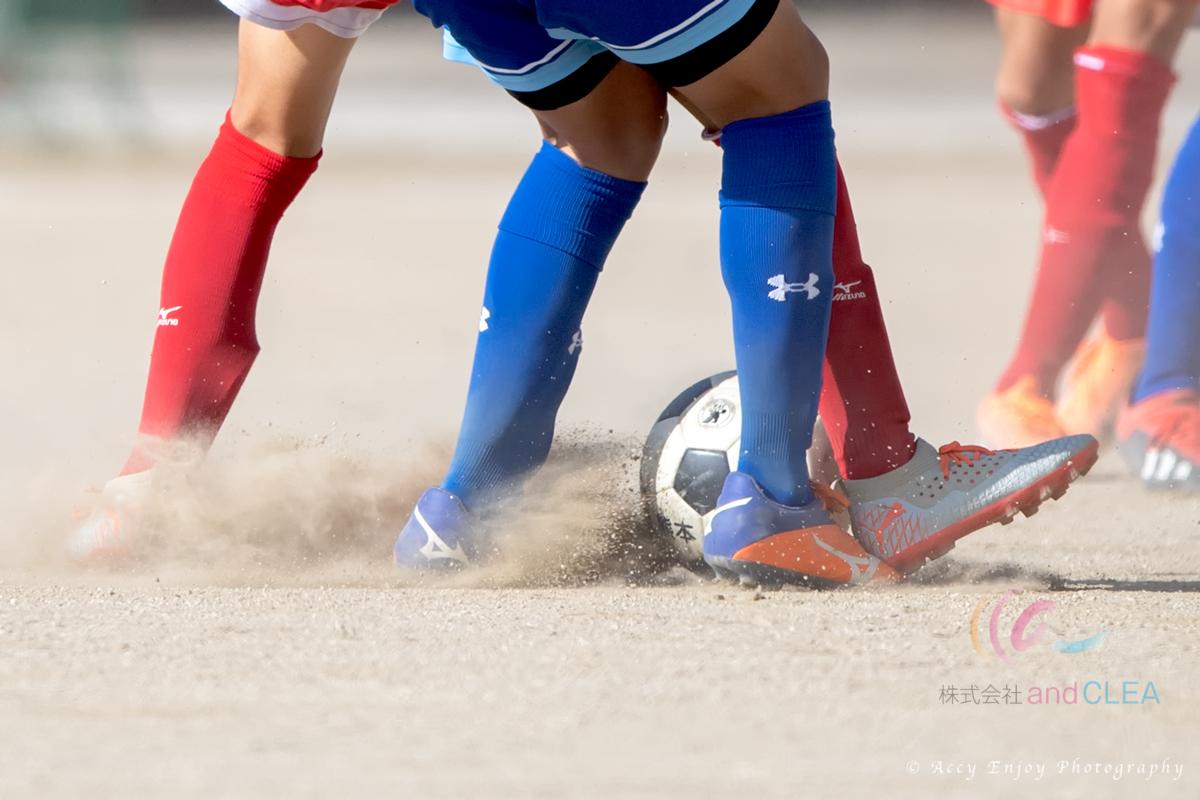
left=1134, top=113, right=1200, bottom=403
left=719, top=101, right=837, bottom=507
left=443, top=142, right=645, bottom=507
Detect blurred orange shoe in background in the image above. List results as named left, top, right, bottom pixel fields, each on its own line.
left=978, top=375, right=1068, bottom=448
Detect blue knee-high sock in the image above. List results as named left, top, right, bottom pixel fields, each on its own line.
left=1134, top=114, right=1200, bottom=403
left=443, top=142, right=645, bottom=507
left=719, top=101, right=837, bottom=507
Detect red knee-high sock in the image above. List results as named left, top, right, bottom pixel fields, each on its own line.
left=996, top=46, right=1174, bottom=396
left=121, top=113, right=319, bottom=475
left=819, top=161, right=918, bottom=480
left=999, top=101, right=1077, bottom=200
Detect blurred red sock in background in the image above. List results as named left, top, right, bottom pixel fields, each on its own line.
left=996, top=46, right=1174, bottom=397
left=1000, top=101, right=1077, bottom=199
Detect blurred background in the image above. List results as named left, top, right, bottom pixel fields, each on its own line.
left=1, top=1, right=1198, bottom=476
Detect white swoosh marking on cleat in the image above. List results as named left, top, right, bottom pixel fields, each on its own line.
left=414, top=506, right=468, bottom=564
left=812, top=532, right=878, bottom=585
left=710, top=496, right=753, bottom=522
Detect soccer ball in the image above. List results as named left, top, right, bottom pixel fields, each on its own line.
left=640, top=371, right=838, bottom=570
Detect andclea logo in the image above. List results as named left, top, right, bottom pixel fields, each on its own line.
left=969, top=589, right=1105, bottom=662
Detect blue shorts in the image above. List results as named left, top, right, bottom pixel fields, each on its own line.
left=412, top=0, right=779, bottom=110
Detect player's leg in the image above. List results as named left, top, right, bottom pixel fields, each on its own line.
left=1062, top=0, right=1193, bottom=435
left=980, top=5, right=1086, bottom=446
left=672, top=4, right=1096, bottom=577
left=633, top=0, right=902, bottom=584
left=994, top=7, right=1085, bottom=197
left=819, top=163, right=917, bottom=480
left=68, top=17, right=360, bottom=561
left=438, top=63, right=663, bottom=512
left=982, top=0, right=1186, bottom=447
left=126, top=20, right=355, bottom=474
left=392, top=59, right=664, bottom=568
left=1118, top=114, right=1200, bottom=490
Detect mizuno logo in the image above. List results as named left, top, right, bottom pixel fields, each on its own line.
left=157, top=306, right=182, bottom=327
left=833, top=280, right=866, bottom=301
left=811, top=532, right=879, bottom=585
left=414, top=506, right=469, bottom=564
left=767, top=273, right=820, bottom=302
left=479, top=307, right=491, bottom=332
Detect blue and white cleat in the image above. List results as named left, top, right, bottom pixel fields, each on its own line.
left=393, top=488, right=477, bottom=571
left=703, top=472, right=898, bottom=588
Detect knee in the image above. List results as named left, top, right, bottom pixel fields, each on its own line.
left=563, top=100, right=669, bottom=182
left=229, top=97, right=328, bottom=158
left=996, top=64, right=1074, bottom=115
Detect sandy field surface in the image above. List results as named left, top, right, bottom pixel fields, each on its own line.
left=1, top=7, right=1199, bottom=799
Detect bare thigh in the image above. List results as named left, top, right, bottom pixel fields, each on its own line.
left=1090, top=0, right=1195, bottom=62
left=531, top=61, right=669, bottom=183
left=994, top=7, right=1087, bottom=114
left=230, top=20, right=357, bottom=157
left=670, top=0, right=829, bottom=131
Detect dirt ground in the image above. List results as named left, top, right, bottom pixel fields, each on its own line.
left=1, top=7, right=1198, bottom=799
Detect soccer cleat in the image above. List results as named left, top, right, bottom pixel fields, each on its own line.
left=977, top=375, right=1068, bottom=449
left=842, top=436, right=1099, bottom=574
left=1058, top=332, right=1145, bottom=441
left=65, top=472, right=154, bottom=563
left=393, top=487, right=478, bottom=570
left=1116, top=389, right=1200, bottom=491
left=703, top=472, right=898, bottom=588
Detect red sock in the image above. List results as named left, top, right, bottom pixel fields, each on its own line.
left=999, top=101, right=1077, bottom=200
left=996, top=46, right=1174, bottom=396
left=121, top=113, right=319, bottom=475
left=819, top=161, right=918, bottom=480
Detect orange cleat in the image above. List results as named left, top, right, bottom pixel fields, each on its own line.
left=977, top=375, right=1068, bottom=449
left=1116, top=389, right=1200, bottom=491
left=1058, top=332, right=1145, bottom=442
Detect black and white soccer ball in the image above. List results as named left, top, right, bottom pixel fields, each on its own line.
left=640, top=371, right=839, bottom=571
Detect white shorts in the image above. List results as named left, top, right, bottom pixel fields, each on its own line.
left=217, top=0, right=390, bottom=39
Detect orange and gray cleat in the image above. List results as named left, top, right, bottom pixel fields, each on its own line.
left=842, top=436, right=1098, bottom=575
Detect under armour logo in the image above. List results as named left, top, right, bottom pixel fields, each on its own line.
left=568, top=330, right=583, bottom=355
left=479, top=307, right=491, bottom=332
left=767, top=273, right=820, bottom=302
left=157, top=306, right=182, bottom=327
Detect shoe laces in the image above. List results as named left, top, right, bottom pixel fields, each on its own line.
left=937, top=441, right=996, bottom=479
